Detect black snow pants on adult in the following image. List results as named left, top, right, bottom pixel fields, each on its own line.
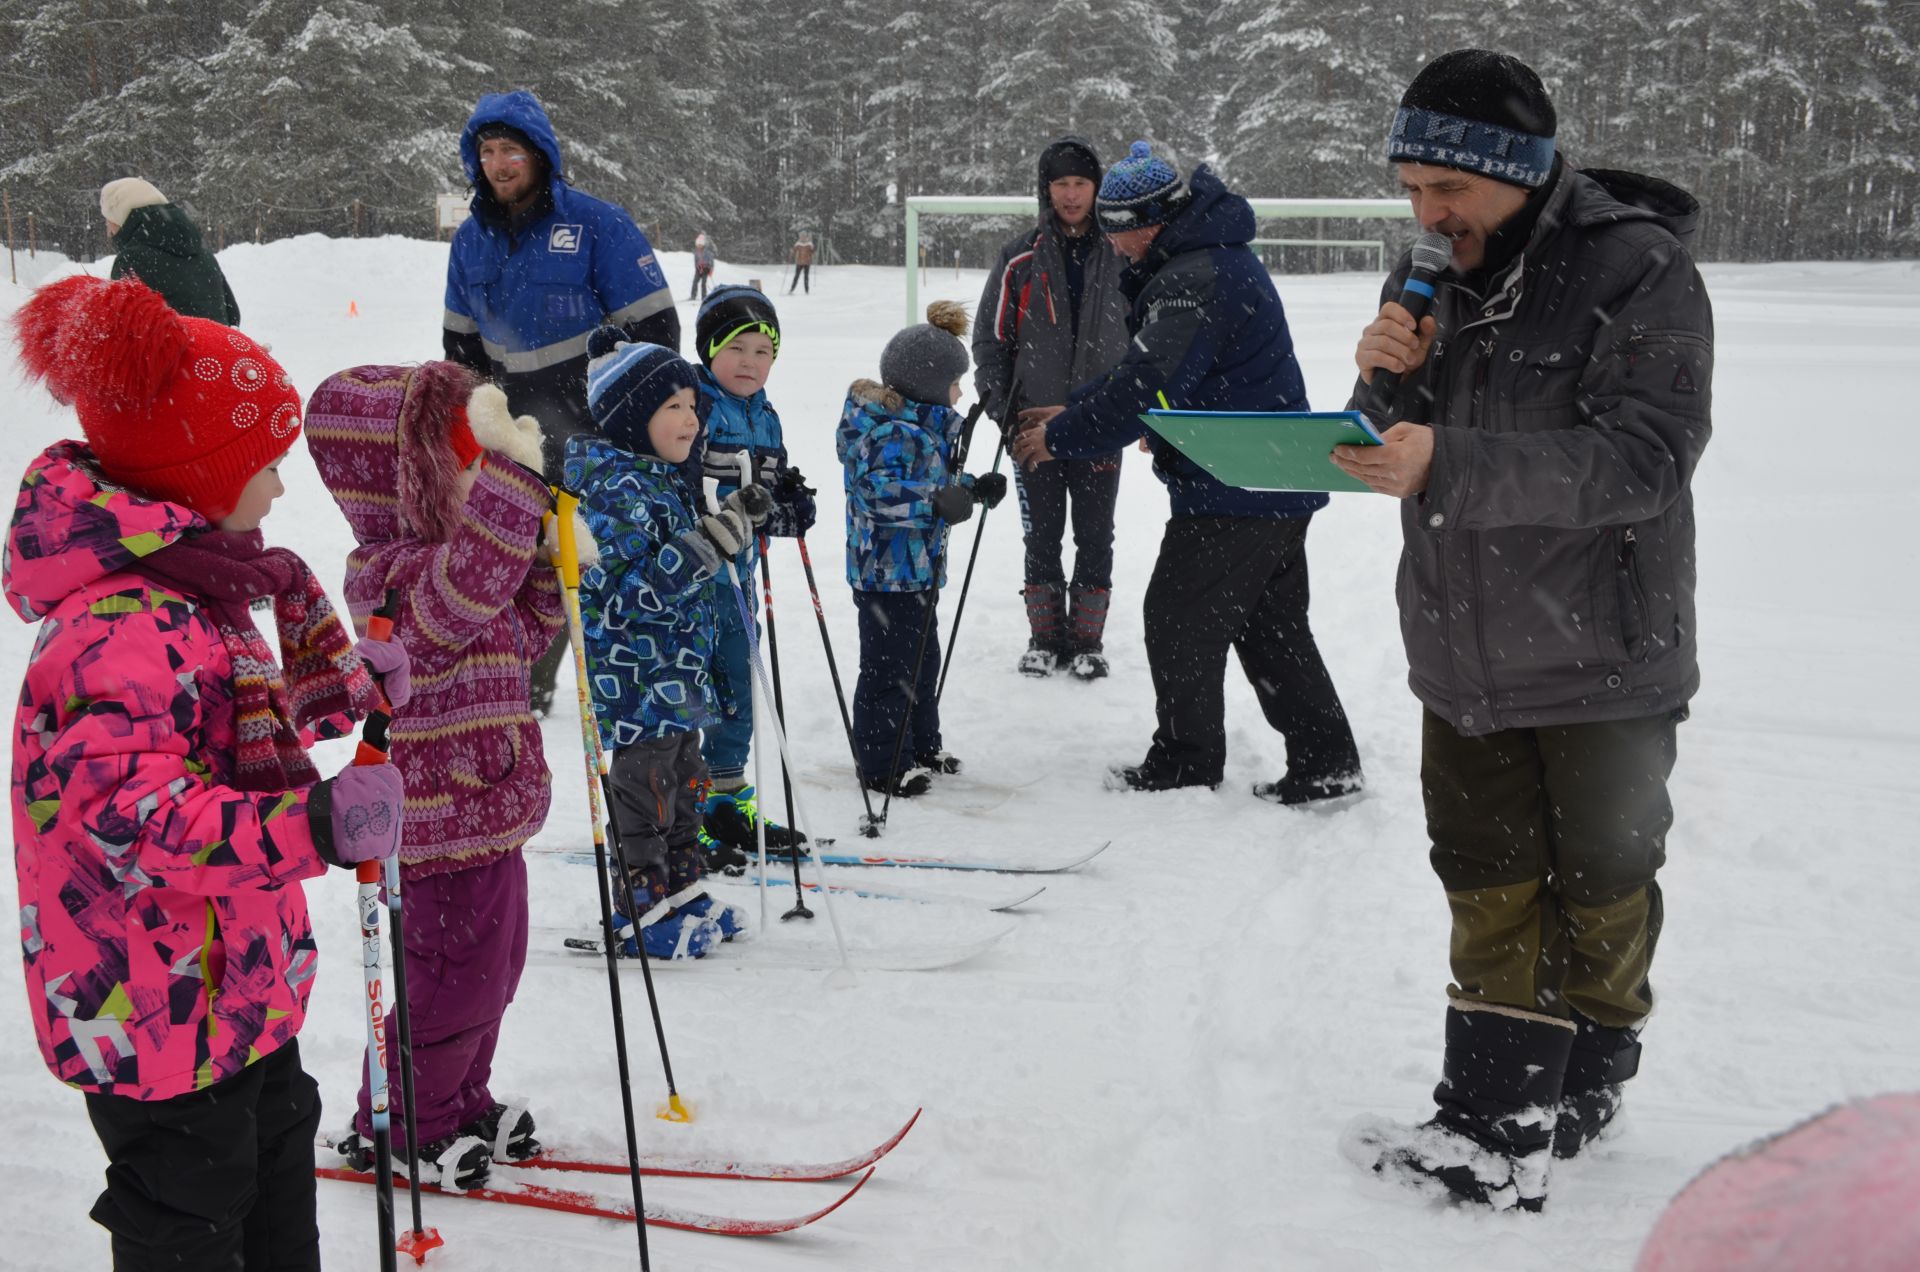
left=1014, top=449, right=1123, bottom=590
left=1422, top=707, right=1684, bottom=1030
left=1139, top=514, right=1359, bottom=788
left=83, top=1039, right=323, bottom=1271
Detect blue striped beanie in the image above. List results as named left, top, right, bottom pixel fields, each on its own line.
left=585, top=328, right=696, bottom=454
left=1096, top=141, right=1190, bottom=233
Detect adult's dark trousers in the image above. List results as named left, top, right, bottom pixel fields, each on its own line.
left=1015, top=449, right=1122, bottom=590
left=788, top=263, right=811, bottom=294
left=852, top=588, right=942, bottom=780
left=1423, top=707, right=1683, bottom=1030
left=1140, top=514, right=1358, bottom=787
left=690, top=269, right=711, bottom=302
left=84, top=1039, right=322, bottom=1271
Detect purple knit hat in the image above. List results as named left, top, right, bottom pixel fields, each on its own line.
left=306, top=361, right=481, bottom=547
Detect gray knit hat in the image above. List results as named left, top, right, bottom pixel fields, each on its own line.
left=880, top=301, right=970, bottom=406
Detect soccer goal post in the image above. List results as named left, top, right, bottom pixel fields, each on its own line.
left=903, top=195, right=1415, bottom=322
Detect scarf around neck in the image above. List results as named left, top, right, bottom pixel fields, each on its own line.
left=126, top=529, right=375, bottom=792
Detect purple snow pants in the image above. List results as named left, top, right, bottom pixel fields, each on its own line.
left=356, top=850, right=529, bottom=1147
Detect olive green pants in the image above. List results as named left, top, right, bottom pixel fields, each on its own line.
left=1422, top=708, right=1683, bottom=1029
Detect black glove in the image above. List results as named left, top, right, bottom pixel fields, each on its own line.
left=727, top=484, right=774, bottom=526
left=777, top=466, right=815, bottom=498
left=971, top=473, right=1008, bottom=510
left=932, top=484, right=975, bottom=525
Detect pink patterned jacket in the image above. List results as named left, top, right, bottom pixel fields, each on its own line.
left=7, top=443, right=340, bottom=1100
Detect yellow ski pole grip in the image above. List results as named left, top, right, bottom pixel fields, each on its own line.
left=553, top=488, right=583, bottom=590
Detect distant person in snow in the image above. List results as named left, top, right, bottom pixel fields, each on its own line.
left=974, top=136, right=1131, bottom=681
left=442, top=88, right=679, bottom=714
left=788, top=232, right=815, bottom=294
left=691, top=232, right=716, bottom=301
left=1334, top=49, right=1714, bottom=1214
left=1011, top=142, right=1362, bottom=803
left=100, top=178, right=240, bottom=325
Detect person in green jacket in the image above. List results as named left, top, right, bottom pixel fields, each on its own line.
left=101, top=178, right=241, bottom=326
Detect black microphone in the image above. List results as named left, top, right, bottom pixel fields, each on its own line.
left=1367, top=231, right=1453, bottom=421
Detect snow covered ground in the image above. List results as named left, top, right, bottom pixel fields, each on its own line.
left=2, top=239, right=1916, bottom=1271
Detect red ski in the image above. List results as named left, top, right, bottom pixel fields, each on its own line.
left=316, top=1164, right=873, bottom=1236
left=520, top=1108, right=920, bottom=1181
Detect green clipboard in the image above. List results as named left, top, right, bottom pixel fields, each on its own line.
left=1142, top=409, right=1384, bottom=494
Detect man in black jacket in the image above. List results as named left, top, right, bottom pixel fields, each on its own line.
left=1334, top=50, right=1714, bottom=1213
left=975, top=137, right=1133, bottom=680
left=1013, top=144, right=1361, bottom=801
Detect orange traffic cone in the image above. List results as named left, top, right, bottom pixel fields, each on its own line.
left=347, top=300, right=359, bottom=317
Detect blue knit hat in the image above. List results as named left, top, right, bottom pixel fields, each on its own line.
left=1096, top=141, right=1190, bottom=233
left=585, top=327, right=696, bottom=454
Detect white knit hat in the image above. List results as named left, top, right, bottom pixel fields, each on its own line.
left=100, top=178, right=168, bottom=227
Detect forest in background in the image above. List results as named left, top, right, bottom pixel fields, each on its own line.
left=3, top=0, right=1914, bottom=268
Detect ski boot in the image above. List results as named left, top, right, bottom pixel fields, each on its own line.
left=701, top=783, right=807, bottom=852
left=458, top=1103, right=542, bottom=1164
left=334, top=1128, right=493, bottom=1192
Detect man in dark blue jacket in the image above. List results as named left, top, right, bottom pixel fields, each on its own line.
left=444, top=90, right=679, bottom=475
left=1012, top=143, right=1361, bottom=801
left=444, top=90, right=680, bottom=713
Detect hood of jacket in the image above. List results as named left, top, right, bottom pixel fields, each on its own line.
left=1565, top=166, right=1702, bottom=247
left=838, top=377, right=960, bottom=446
left=112, top=203, right=210, bottom=260
left=4, top=441, right=206, bottom=622
left=460, top=90, right=565, bottom=185
left=306, top=361, right=482, bottom=549
left=1037, top=134, right=1104, bottom=222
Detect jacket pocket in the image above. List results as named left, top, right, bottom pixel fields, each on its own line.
left=1497, top=337, right=1587, bottom=433
left=1613, top=526, right=1649, bottom=663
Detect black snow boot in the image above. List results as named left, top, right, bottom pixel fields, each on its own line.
left=1553, top=1011, right=1642, bottom=1159
left=1343, top=1002, right=1576, bottom=1213
left=1018, top=583, right=1068, bottom=677
left=1066, top=586, right=1112, bottom=681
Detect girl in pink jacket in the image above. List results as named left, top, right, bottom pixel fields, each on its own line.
left=307, top=362, right=566, bottom=1192
left=7, top=276, right=407, bottom=1269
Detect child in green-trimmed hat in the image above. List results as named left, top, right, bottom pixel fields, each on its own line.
left=687, top=286, right=816, bottom=871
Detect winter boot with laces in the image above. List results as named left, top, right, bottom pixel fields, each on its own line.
left=1018, top=583, right=1067, bottom=677
left=1553, top=1010, right=1642, bottom=1159
left=1065, top=586, right=1111, bottom=681
left=1342, top=1002, right=1576, bottom=1213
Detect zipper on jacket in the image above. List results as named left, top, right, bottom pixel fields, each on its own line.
left=1041, top=271, right=1057, bottom=324
left=1467, top=352, right=1499, bottom=728
left=1619, top=526, right=1648, bottom=662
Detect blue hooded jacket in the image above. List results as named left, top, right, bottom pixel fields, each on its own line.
left=563, top=434, right=722, bottom=747
left=444, top=92, right=676, bottom=460
left=1043, top=166, right=1328, bottom=520
left=836, top=379, right=971, bottom=592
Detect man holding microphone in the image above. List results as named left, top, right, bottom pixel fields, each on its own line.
left=1333, top=50, right=1714, bottom=1211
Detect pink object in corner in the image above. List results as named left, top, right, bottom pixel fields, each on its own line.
left=1637, top=1092, right=1920, bottom=1272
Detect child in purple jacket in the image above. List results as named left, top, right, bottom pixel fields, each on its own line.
left=308, top=362, right=566, bottom=1191
left=9, top=276, right=406, bottom=1269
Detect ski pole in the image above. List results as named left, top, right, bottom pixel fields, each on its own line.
left=552, top=495, right=655, bottom=1271
left=795, top=534, right=877, bottom=829
left=936, top=429, right=1006, bottom=706
left=359, top=591, right=443, bottom=1265
left=937, top=368, right=1023, bottom=706
left=757, top=532, right=811, bottom=922
left=352, top=593, right=402, bottom=1272
left=717, top=460, right=850, bottom=967
left=875, top=400, right=986, bottom=835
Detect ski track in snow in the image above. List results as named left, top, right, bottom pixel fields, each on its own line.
left=2, top=242, right=1916, bottom=1270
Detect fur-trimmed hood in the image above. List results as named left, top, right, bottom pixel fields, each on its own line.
left=305, top=362, right=543, bottom=548
left=847, top=377, right=906, bottom=414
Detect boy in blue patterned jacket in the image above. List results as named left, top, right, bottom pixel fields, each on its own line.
left=686, top=287, right=815, bottom=867
left=837, top=302, right=1007, bottom=797
left=565, top=328, right=770, bottom=958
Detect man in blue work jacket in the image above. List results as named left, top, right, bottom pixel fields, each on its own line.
left=444, top=89, right=680, bottom=711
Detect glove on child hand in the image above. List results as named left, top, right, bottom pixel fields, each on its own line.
left=353, top=637, right=411, bottom=709
left=541, top=511, right=601, bottom=571
left=971, top=473, right=1009, bottom=509
left=726, top=484, right=774, bottom=526
left=932, top=484, right=975, bottom=525
left=699, top=508, right=753, bottom=558
left=312, top=764, right=405, bottom=867
left=466, top=384, right=546, bottom=476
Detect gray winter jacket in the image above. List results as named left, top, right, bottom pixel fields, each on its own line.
left=973, top=211, right=1130, bottom=434
left=1355, top=165, right=1714, bottom=736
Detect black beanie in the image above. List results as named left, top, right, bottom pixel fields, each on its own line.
left=1039, top=137, right=1102, bottom=191
left=693, top=285, right=781, bottom=367
left=1387, top=49, right=1557, bottom=188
